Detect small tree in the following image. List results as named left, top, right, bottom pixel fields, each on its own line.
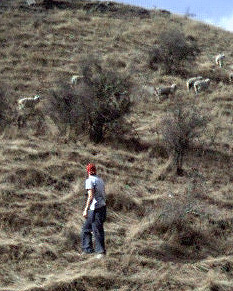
left=49, top=58, right=132, bottom=143
left=149, top=28, right=200, bottom=75
left=159, top=98, right=208, bottom=175
left=80, top=58, right=132, bottom=142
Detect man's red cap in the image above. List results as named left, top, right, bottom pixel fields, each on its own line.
left=86, top=163, right=97, bottom=175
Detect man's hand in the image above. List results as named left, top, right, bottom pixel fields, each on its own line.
left=83, top=189, right=94, bottom=219
left=83, top=209, right=88, bottom=218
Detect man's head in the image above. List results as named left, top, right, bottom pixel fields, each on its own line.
left=86, top=163, right=97, bottom=175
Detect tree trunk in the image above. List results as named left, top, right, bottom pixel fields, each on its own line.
left=176, top=151, right=184, bottom=176
left=89, top=121, right=104, bottom=143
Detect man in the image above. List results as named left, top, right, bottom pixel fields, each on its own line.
left=81, top=163, right=106, bottom=258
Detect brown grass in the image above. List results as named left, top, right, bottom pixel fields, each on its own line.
left=0, top=1, right=232, bottom=291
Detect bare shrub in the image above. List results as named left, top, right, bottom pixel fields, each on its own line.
left=149, top=29, right=200, bottom=75
left=81, top=57, right=132, bottom=143
left=47, top=82, right=86, bottom=140
left=49, top=57, right=132, bottom=143
left=159, top=97, right=208, bottom=175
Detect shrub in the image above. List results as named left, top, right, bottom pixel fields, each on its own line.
left=49, top=57, right=132, bottom=143
left=159, top=97, right=208, bottom=175
left=83, top=61, right=132, bottom=142
left=149, top=29, right=200, bottom=75
left=48, top=82, right=86, bottom=139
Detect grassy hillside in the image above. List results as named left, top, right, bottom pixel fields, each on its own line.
left=0, top=1, right=232, bottom=290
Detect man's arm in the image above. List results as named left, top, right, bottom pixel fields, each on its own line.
left=83, top=189, right=94, bottom=218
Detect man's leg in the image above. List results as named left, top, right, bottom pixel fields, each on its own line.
left=92, top=206, right=106, bottom=254
left=81, top=210, right=94, bottom=253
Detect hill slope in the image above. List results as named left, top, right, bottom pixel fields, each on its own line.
left=0, top=1, right=232, bottom=290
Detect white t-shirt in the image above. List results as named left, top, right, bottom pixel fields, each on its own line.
left=85, top=175, right=106, bottom=210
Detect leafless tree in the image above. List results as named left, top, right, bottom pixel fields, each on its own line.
left=149, top=28, right=200, bottom=75
left=159, top=98, right=208, bottom=175
left=49, top=57, right=132, bottom=143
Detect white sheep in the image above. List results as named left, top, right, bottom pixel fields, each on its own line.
left=155, top=84, right=177, bottom=99
left=26, top=0, right=36, bottom=5
left=193, top=79, right=210, bottom=94
left=17, top=95, right=42, bottom=128
left=229, top=72, right=233, bottom=82
left=18, top=95, right=41, bottom=111
left=186, top=76, right=203, bottom=91
left=70, top=75, right=82, bottom=86
left=215, top=53, right=225, bottom=68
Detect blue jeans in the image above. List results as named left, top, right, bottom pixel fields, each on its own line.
left=81, top=206, right=106, bottom=254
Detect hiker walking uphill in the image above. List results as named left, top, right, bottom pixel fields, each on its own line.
left=81, top=163, right=106, bottom=258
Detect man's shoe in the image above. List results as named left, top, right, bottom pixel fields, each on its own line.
left=95, top=253, right=105, bottom=259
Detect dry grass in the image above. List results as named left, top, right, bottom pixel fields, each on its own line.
left=0, top=1, right=232, bottom=291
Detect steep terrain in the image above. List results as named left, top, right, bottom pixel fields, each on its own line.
left=0, top=1, right=232, bottom=290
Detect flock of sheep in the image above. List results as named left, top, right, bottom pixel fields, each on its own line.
left=154, top=76, right=210, bottom=99
left=16, top=53, right=232, bottom=126
left=152, top=53, right=232, bottom=100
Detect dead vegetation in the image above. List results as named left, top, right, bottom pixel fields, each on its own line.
left=149, top=27, right=200, bottom=76
left=0, top=1, right=232, bottom=291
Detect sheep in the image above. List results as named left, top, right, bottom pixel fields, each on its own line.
left=186, top=76, right=203, bottom=91
left=215, top=53, right=225, bottom=68
left=70, top=75, right=82, bottom=86
left=17, top=95, right=41, bottom=128
left=229, top=72, right=233, bottom=82
left=18, top=95, right=41, bottom=111
left=155, top=84, right=177, bottom=99
left=193, top=79, right=210, bottom=94
left=26, top=0, right=36, bottom=6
